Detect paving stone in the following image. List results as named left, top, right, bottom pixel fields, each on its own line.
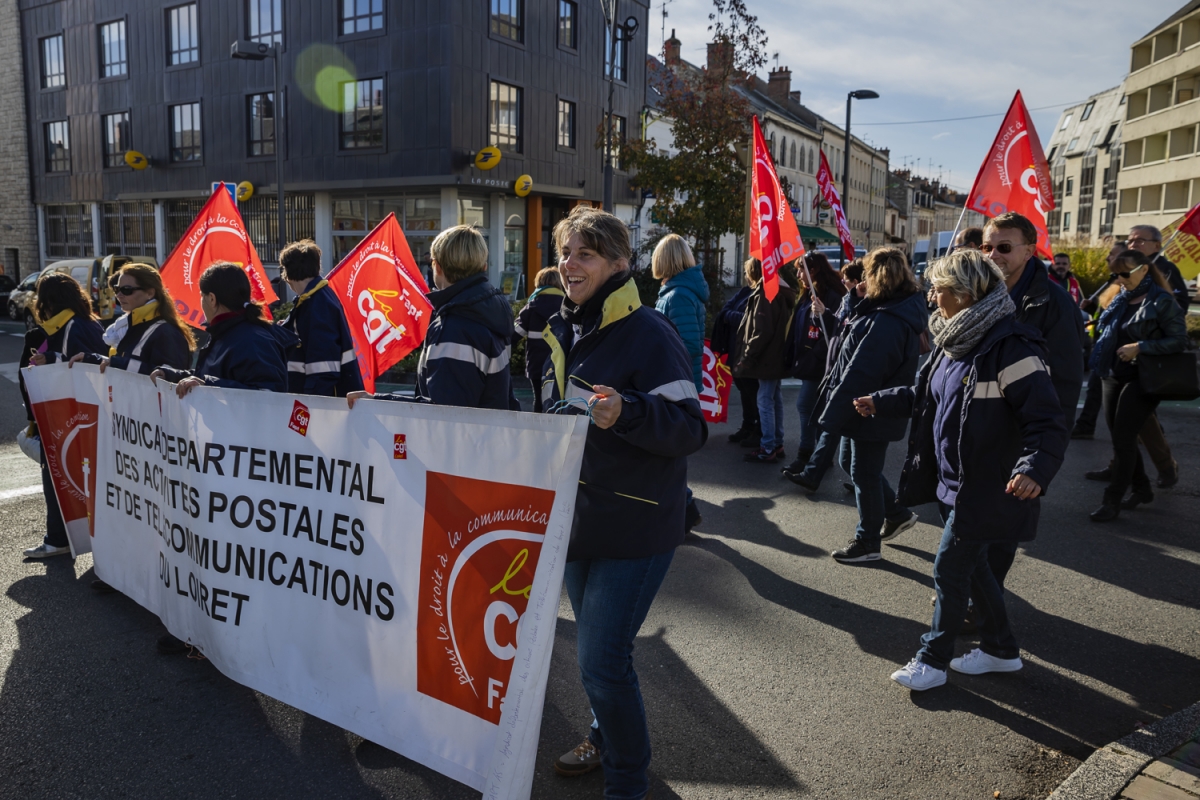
left=1121, top=773, right=1199, bottom=800
left=1145, top=760, right=1200, bottom=794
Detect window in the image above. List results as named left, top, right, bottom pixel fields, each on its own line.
left=45, top=121, right=70, bottom=172
left=248, top=0, right=283, bottom=46
left=168, top=4, right=199, bottom=65
left=606, top=27, right=628, bottom=81
left=557, top=99, right=576, bottom=149
left=1088, top=130, right=1099, bottom=148
left=558, top=1, right=577, bottom=48
left=1060, top=114, right=1072, bottom=130
left=491, top=0, right=522, bottom=43
left=1081, top=101, right=1095, bottom=121
left=41, top=35, right=65, bottom=89
left=341, top=0, right=383, bottom=35
left=612, top=114, right=626, bottom=168
left=1047, top=146, right=1058, bottom=161
left=790, top=141, right=797, bottom=169
left=102, top=112, right=130, bottom=168
left=1067, top=137, right=1079, bottom=152
left=100, top=20, right=127, bottom=78
left=489, top=81, right=522, bottom=153
left=1102, top=122, right=1119, bottom=146
left=1065, top=176, right=1074, bottom=196
left=101, top=201, right=156, bottom=258
left=45, top=204, right=93, bottom=258
left=248, top=93, right=275, bottom=156
left=808, top=147, right=814, bottom=173
left=1063, top=211, right=1071, bottom=230
left=170, top=102, right=202, bottom=162
left=340, top=78, right=383, bottom=149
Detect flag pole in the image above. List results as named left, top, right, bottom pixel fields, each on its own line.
left=945, top=204, right=969, bottom=261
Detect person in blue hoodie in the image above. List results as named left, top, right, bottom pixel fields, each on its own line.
left=347, top=224, right=517, bottom=411
left=514, top=267, right=565, bottom=413
left=818, top=248, right=926, bottom=564
left=277, top=239, right=364, bottom=397
left=653, top=233, right=708, bottom=531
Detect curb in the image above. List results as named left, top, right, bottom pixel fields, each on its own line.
left=1049, top=701, right=1200, bottom=800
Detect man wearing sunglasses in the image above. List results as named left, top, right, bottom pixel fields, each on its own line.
left=1126, top=225, right=1190, bottom=312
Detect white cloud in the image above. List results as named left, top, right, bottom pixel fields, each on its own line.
left=932, top=132, right=952, bottom=140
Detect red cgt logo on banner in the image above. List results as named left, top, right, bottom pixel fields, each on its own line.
left=288, top=399, right=310, bottom=436
left=699, top=340, right=732, bottom=424
left=965, top=90, right=1056, bottom=258
left=749, top=116, right=805, bottom=302
left=816, top=150, right=856, bottom=264
left=160, top=186, right=278, bottom=328
left=327, top=212, right=432, bottom=393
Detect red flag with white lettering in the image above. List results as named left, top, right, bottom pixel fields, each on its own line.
left=749, top=116, right=805, bottom=302
left=326, top=213, right=432, bottom=393
left=965, top=90, right=1055, bottom=258
left=815, top=151, right=855, bottom=263
left=160, top=186, right=277, bottom=328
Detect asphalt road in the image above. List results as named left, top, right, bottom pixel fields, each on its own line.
left=0, top=376, right=1197, bottom=799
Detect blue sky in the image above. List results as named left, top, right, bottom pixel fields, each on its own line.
left=654, top=0, right=1185, bottom=192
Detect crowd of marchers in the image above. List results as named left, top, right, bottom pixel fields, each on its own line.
left=14, top=205, right=1191, bottom=800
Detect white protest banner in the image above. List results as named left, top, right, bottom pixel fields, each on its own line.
left=37, top=364, right=588, bottom=798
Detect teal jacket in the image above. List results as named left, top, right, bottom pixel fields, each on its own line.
left=655, top=266, right=710, bottom=390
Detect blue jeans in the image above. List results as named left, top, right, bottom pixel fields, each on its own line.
left=799, top=428, right=843, bottom=484
left=794, top=379, right=821, bottom=452
left=565, top=551, right=675, bottom=800
left=840, top=438, right=909, bottom=551
left=756, top=379, right=784, bottom=450
left=918, top=505, right=1019, bottom=671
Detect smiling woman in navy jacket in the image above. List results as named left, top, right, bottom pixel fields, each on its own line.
left=856, top=249, right=1067, bottom=692
left=541, top=206, right=706, bottom=799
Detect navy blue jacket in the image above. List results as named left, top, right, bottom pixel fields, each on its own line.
left=541, top=273, right=708, bottom=562
left=279, top=278, right=364, bottom=397
left=789, top=286, right=844, bottom=381
left=817, top=290, right=927, bottom=442
left=655, top=266, right=710, bottom=390
left=159, top=313, right=296, bottom=392
left=710, top=285, right=750, bottom=356
left=19, top=311, right=105, bottom=422
left=1013, top=259, right=1085, bottom=421
left=874, top=316, right=1068, bottom=542
left=1154, top=254, right=1191, bottom=312
left=82, top=304, right=192, bottom=374
left=514, top=286, right=565, bottom=380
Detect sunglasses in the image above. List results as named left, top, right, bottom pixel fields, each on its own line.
left=114, top=285, right=145, bottom=296
left=1110, top=266, right=1145, bottom=279
left=980, top=242, right=1022, bottom=254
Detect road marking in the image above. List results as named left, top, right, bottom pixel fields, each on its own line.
left=0, top=485, right=41, bottom=503
left=0, top=362, right=19, bottom=382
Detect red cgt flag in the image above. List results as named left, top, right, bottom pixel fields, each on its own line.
left=160, top=186, right=278, bottom=328
left=749, top=116, right=804, bottom=302
left=816, top=150, right=855, bottom=264
left=326, top=212, right=432, bottom=393
left=966, top=90, right=1055, bottom=258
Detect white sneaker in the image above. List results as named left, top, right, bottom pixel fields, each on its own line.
left=23, top=543, right=72, bottom=559
left=881, top=512, right=919, bottom=542
left=950, top=648, right=1023, bottom=675
left=890, top=658, right=947, bottom=690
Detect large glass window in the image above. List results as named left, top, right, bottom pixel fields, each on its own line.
left=45, top=204, right=93, bottom=258
left=248, top=0, right=283, bottom=46
left=489, top=81, right=522, bottom=153
left=170, top=102, right=202, bottom=162
left=331, top=195, right=441, bottom=278
left=248, top=93, right=275, bottom=156
left=606, top=27, right=627, bottom=81
left=558, top=1, right=577, bottom=48
left=45, top=121, right=70, bottom=172
left=342, top=0, right=383, bottom=35
left=41, top=35, right=65, bottom=89
left=340, top=78, right=384, bottom=149
left=557, top=99, right=576, bottom=149
left=102, top=112, right=130, bottom=169
left=101, top=201, right=156, bottom=258
left=490, top=0, right=522, bottom=42
left=100, top=20, right=127, bottom=78
left=168, top=4, right=199, bottom=65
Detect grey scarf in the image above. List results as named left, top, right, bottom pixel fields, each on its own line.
left=928, top=283, right=1015, bottom=360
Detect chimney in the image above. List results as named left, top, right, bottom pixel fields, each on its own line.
left=664, top=29, right=681, bottom=66
left=767, top=66, right=792, bottom=106
left=789, top=90, right=802, bottom=105
left=706, top=39, right=734, bottom=77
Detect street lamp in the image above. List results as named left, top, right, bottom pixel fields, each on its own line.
left=842, top=89, right=879, bottom=266
left=231, top=39, right=286, bottom=286
left=601, top=7, right=638, bottom=212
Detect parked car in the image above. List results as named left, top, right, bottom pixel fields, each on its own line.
left=0, top=274, right=15, bottom=309
left=13, top=255, right=158, bottom=329
left=814, top=245, right=867, bottom=266
left=7, top=272, right=39, bottom=326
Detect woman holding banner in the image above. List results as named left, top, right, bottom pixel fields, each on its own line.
left=541, top=205, right=706, bottom=800
left=20, top=273, right=106, bottom=559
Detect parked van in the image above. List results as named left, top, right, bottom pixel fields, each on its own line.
left=14, top=254, right=158, bottom=329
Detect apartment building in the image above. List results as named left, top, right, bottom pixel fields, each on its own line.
left=1043, top=86, right=1125, bottom=244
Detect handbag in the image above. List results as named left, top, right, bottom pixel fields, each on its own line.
left=1138, top=351, right=1200, bottom=401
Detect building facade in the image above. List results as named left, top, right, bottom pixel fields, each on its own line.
left=1117, top=1, right=1200, bottom=236
left=1044, top=86, right=1125, bottom=244
left=817, top=117, right=889, bottom=252
left=18, top=0, right=649, bottom=294
left=1, top=0, right=40, bottom=279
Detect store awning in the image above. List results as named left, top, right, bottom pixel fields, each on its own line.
left=797, top=224, right=839, bottom=243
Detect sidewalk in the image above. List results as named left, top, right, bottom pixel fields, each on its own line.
left=1050, top=702, right=1200, bottom=800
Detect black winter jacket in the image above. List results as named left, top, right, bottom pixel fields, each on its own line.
left=278, top=279, right=363, bottom=397
left=1013, top=259, right=1086, bottom=417
left=81, top=303, right=192, bottom=375
left=158, top=312, right=296, bottom=392
left=873, top=316, right=1068, bottom=543
left=710, top=286, right=751, bottom=356
left=541, top=273, right=707, bottom=562
left=789, top=286, right=844, bottom=381
left=817, top=290, right=927, bottom=442
left=731, top=282, right=797, bottom=381
left=514, top=286, right=564, bottom=380
left=1115, top=284, right=1189, bottom=360
left=1153, top=254, right=1191, bottom=312
left=19, top=311, right=106, bottom=422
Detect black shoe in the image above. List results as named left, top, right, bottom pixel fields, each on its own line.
left=685, top=499, right=702, bottom=532
left=1089, top=503, right=1120, bottom=523
left=843, top=482, right=855, bottom=494
left=1157, top=460, right=1179, bottom=489
left=727, top=424, right=754, bottom=444
left=1070, top=427, right=1094, bottom=440
left=1120, top=490, right=1154, bottom=510
left=780, top=449, right=813, bottom=475
left=744, top=445, right=784, bottom=463
left=787, top=471, right=820, bottom=492
left=157, top=633, right=189, bottom=655
left=740, top=435, right=762, bottom=449
left=831, top=539, right=881, bottom=563
left=1085, top=467, right=1113, bottom=482
left=90, top=579, right=116, bottom=594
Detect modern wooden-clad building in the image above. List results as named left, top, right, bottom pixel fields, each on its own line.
left=19, top=0, right=648, bottom=292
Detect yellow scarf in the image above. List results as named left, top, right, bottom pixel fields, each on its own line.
left=39, top=309, right=74, bottom=336
left=131, top=300, right=161, bottom=325
left=294, top=279, right=329, bottom=310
